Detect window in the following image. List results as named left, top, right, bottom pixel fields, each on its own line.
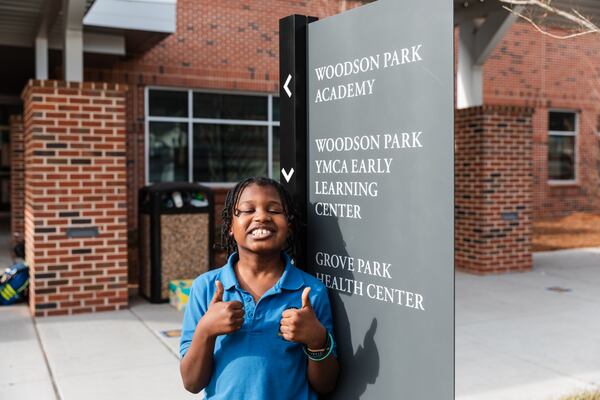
left=548, top=110, right=577, bottom=182
left=146, top=89, right=280, bottom=184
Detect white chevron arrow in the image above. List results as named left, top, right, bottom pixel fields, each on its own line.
left=281, top=167, right=294, bottom=183
left=283, top=74, right=292, bottom=98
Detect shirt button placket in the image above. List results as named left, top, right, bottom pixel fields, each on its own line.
left=243, top=294, right=255, bottom=320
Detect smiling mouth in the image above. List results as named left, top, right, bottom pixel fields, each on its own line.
left=250, top=228, right=273, bottom=239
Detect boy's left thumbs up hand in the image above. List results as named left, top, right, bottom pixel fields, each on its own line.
left=280, top=287, right=327, bottom=349
left=301, top=286, right=312, bottom=310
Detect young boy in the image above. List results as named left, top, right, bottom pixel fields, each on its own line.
left=180, top=177, right=338, bottom=399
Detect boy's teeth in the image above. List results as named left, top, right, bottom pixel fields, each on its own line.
left=252, top=229, right=270, bottom=237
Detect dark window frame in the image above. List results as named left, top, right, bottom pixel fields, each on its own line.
left=548, top=109, right=578, bottom=184
left=145, top=87, right=280, bottom=184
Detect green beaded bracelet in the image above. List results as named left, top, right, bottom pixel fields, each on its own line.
left=303, top=332, right=335, bottom=361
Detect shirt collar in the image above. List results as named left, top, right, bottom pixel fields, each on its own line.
left=220, top=253, right=240, bottom=290
left=220, top=252, right=305, bottom=291
left=278, top=252, right=305, bottom=291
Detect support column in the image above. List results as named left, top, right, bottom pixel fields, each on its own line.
left=35, top=35, right=49, bottom=80
left=457, top=20, right=483, bottom=109
left=457, top=9, right=519, bottom=108
left=62, top=0, right=86, bottom=82
left=35, top=0, right=60, bottom=80
left=9, top=115, right=25, bottom=249
left=455, top=105, right=533, bottom=274
left=22, top=80, right=128, bottom=316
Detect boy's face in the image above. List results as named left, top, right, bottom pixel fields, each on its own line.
left=231, top=183, right=290, bottom=256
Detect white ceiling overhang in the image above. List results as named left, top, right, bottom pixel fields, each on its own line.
left=84, top=0, right=176, bottom=33
left=0, top=0, right=176, bottom=55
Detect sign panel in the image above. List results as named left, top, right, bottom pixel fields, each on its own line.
left=307, top=1, right=454, bottom=398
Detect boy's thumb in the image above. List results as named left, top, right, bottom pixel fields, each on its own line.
left=301, top=287, right=312, bottom=309
left=211, top=280, right=224, bottom=304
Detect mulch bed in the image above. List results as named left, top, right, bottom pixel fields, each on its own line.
left=561, top=392, right=600, bottom=400
left=533, top=212, right=600, bottom=252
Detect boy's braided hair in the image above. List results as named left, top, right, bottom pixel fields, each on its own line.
left=219, top=177, right=300, bottom=259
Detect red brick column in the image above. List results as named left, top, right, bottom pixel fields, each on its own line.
left=9, top=115, right=25, bottom=249
left=455, top=105, right=533, bottom=274
left=22, top=80, right=129, bottom=316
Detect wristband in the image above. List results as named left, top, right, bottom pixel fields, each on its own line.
left=303, top=332, right=335, bottom=361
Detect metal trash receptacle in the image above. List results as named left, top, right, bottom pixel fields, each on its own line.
left=139, top=182, right=214, bottom=303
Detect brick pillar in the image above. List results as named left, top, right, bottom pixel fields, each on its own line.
left=455, top=105, right=533, bottom=274
left=9, top=115, right=25, bottom=249
left=22, top=80, right=128, bottom=316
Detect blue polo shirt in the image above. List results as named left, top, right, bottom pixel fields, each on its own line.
left=180, top=252, right=335, bottom=400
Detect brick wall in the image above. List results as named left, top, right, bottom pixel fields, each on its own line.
left=9, top=114, right=25, bottom=249
left=455, top=105, right=533, bottom=274
left=484, top=22, right=600, bottom=218
left=22, top=80, right=129, bottom=317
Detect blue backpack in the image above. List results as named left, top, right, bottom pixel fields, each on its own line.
left=0, top=262, right=29, bottom=305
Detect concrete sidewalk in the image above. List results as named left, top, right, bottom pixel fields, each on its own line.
left=1, top=298, right=195, bottom=400
left=456, top=248, right=600, bottom=400
left=1, top=248, right=600, bottom=399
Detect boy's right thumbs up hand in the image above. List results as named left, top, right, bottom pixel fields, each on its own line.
left=199, top=280, right=245, bottom=337
left=210, top=280, right=224, bottom=304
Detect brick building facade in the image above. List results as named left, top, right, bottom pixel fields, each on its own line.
left=21, top=81, right=128, bottom=316
left=483, top=23, right=600, bottom=218
left=455, top=105, right=533, bottom=274
left=92, top=10, right=600, bottom=217
left=86, top=5, right=596, bottom=276
left=4, top=1, right=600, bottom=313
left=9, top=115, right=24, bottom=248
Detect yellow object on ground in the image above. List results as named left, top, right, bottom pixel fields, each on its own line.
left=169, top=279, right=193, bottom=311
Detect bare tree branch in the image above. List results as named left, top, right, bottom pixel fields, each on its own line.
left=499, top=0, right=600, bottom=39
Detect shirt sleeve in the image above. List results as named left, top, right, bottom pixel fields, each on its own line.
left=179, top=276, right=210, bottom=359
left=309, top=283, right=337, bottom=356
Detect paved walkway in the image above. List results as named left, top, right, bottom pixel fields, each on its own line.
left=1, top=298, right=194, bottom=400
left=1, top=246, right=599, bottom=399
left=457, top=248, right=600, bottom=400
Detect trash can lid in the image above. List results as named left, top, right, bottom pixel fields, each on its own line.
left=141, top=182, right=212, bottom=193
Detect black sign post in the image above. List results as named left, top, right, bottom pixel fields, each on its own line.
left=279, top=14, right=316, bottom=268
